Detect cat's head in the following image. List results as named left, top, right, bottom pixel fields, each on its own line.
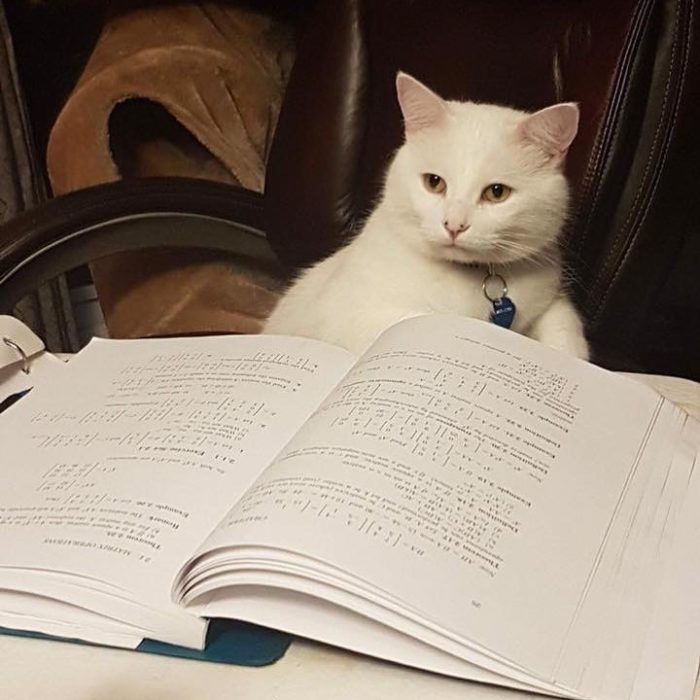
left=387, top=72, right=579, bottom=265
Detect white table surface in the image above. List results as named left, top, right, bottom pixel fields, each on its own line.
left=2, top=373, right=699, bottom=700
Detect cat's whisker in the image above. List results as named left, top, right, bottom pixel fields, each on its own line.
left=490, top=239, right=549, bottom=265
left=500, top=237, right=562, bottom=265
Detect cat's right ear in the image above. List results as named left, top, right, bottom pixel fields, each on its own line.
left=396, top=72, right=448, bottom=134
left=518, top=103, right=580, bottom=163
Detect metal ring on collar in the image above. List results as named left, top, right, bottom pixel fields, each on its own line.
left=482, top=272, right=508, bottom=303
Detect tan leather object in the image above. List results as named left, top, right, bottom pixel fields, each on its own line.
left=46, top=2, right=293, bottom=338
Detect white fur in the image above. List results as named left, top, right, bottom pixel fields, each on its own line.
left=264, top=73, right=589, bottom=360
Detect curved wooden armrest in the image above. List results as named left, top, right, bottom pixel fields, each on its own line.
left=0, top=178, right=282, bottom=313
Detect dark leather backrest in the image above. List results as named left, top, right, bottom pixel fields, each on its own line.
left=266, top=0, right=699, bottom=377
left=0, top=2, right=45, bottom=221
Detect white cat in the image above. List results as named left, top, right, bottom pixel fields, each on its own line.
left=264, top=72, right=589, bottom=360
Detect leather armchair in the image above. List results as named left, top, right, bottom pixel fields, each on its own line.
left=265, top=0, right=699, bottom=379
left=0, top=0, right=697, bottom=379
left=0, top=178, right=280, bottom=319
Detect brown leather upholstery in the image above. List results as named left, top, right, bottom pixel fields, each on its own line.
left=265, top=0, right=699, bottom=378
left=44, top=2, right=293, bottom=339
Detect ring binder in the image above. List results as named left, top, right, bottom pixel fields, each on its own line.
left=2, top=337, right=30, bottom=374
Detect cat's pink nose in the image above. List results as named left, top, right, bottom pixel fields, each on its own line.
left=443, top=221, right=470, bottom=240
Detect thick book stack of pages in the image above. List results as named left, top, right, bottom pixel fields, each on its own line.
left=0, top=314, right=698, bottom=700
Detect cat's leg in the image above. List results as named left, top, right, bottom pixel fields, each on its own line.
left=529, top=295, right=589, bottom=360
left=342, top=308, right=425, bottom=355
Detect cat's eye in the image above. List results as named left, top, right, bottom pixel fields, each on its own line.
left=422, top=173, right=447, bottom=194
left=482, top=183, right=512, bottom=203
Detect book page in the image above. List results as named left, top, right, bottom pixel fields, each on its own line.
left=0, top=334, right=354, bottom=616
left=187, top=315, right=670, bottom=679
left=622, top=372, right=700, bottom=417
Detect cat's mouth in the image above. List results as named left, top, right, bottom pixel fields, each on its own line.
left=428, top=225, right=555, bottom=265
left=436, top=239, right=527, bottom=265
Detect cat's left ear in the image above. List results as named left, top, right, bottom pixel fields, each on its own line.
left=518, top=103, right=580, bottom=163
left=396, top=72, right=449, bottom=134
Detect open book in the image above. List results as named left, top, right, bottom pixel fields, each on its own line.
left=0, top=314, right=698, bottom=699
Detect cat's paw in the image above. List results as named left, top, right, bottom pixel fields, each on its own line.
left=541, top=331, right=589, bottom=361
left=530, top=296, right=590, bottom=361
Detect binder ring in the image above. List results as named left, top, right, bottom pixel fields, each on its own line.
left=2, top=337, right=30, bottom=374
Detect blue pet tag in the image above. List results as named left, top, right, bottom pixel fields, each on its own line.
left=489, top=296, right=516, bottom=329
left=483, top=268, right=516, bottom=330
